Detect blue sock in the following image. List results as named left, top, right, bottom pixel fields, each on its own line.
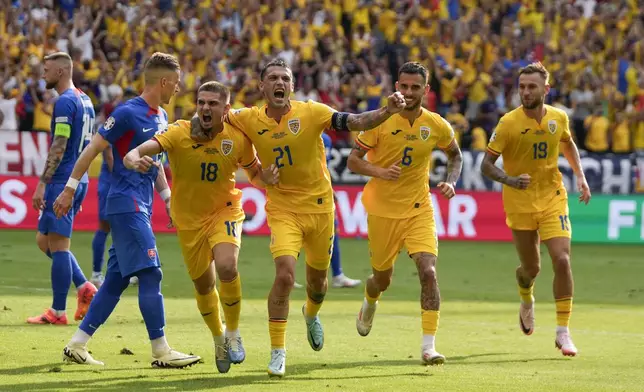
left=92, top=230, right=109, bottom=274
left=51, top=251, right=72, bottom=311
left=137, top=267, right=166, bottom=340
left=69, top=252, right=87, bottom=288
left=79, top=268, right=129, bottom=336
left=331, top=233, right=342, bottom=277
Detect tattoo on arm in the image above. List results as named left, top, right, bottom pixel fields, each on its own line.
left=444, top=143, right=463, bottom=185
left=40, top=135, right=68, bottom=183
left=346, top=106, right=391, bottom=132
left=481, top=153, right=509, bottom=185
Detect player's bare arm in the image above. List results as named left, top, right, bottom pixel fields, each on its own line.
left=245, top=162, right=279, bottom=189
left=437, top=141, right=463, bottom=199
left=32, top=135, right=69, bottom=211
left=560, top=139, right=591, bottom=204
left=53, top=134, right=110, bottom=218
left=347, top=143, right=401, bottom=181
left=153, top=162, right=172, bottom=228
left=480, top=152, right=531, bottom=190
left=124, top=140, right=163, bottom=174
left=336, top=92, right=406, bottom=132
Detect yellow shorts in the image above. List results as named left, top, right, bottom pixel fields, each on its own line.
left=367, top=211, right=438, bottom=272
left=176, top=207, right=245, bottom=280
left=505, top=198, right=571, bottom=241
left=266, top=208, right=335, bottom=271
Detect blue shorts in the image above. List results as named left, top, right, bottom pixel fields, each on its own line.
left=107, top=212, right=160, bottom=278
left=37, top=182, right=88, bottom=238
left=97, top=179, right=110, bottom=222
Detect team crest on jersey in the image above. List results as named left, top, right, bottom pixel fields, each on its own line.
left=288, top=118, right=300, bottom=135
left=548, top=120, right=557, bottom=134
left=104, top=116, right=115, bottom=130
left=221, top=139, right=233, bottom=156
left=490, top=130, right=497, bottom=142
left=148, top=248, right=157, bottom=259
left=420, top=126, right=431, bottom=141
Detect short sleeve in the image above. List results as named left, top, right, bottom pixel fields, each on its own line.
left=153, top=121, right=185, bottom=152
left=225, top=108, right=251, bottom=135
left=308, top=100, right=336, bottom=133
left=52, top=96, right=75, bottom=138
left=560, top=112, right=572, bottom=142
left=437, top=117, right=457, bottom=149
left=239, top=134, right=258, bottom=169
left=98, top=106, right=131, bottom=144
left=487, top=117, right=509, bottom=155
left=355, top=127, right=379, bottom=151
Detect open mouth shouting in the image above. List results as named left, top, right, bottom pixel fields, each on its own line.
left=201, top=113, right=213, bottom=127
left=274, top=89, right=286, bottom=100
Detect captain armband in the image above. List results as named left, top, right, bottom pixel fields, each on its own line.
left=330, top=112, right=350, bottom=132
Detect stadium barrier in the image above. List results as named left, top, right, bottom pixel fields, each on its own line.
left=1, top=130, right=641, bottom=193
left=1, top=176, right=641, bottom=244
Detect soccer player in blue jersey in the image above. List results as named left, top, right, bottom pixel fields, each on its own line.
left=28, top=52, right=98, bottom=325
left=53, top=52, right=200, bottom=368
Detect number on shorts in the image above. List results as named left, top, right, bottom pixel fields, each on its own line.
left=200, top=162, right=218, bottom=182
left=559, top=215, right=569, bottom=231
left=225, top=221, right=238, bottom=237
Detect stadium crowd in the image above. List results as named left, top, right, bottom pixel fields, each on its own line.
left=0, top=0, right=643, bottom=153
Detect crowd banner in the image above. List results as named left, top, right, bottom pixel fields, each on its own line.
left=2, top=176, right=641, bottom=244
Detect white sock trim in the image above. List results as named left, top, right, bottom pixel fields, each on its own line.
left=151, top=336, right=171, bottom=356
left=422, top=334, right=435, bottom=350
left=70, top=329, right=92, bottom=346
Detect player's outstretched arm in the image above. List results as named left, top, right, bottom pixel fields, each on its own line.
left=124, top=140, right=163, bottom=173
left=53, top=134, right=110, bottom=218
left=347, top=144, right=401, bottom=181
left=334, top=92, right=406, bottom=132
left=480, top=152, right=530, bottom=190
left=437, top=141, right=463, bottom=199
left=560, top=139, right=591, bottom=204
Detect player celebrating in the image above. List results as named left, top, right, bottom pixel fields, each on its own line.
left=53, top=52, right=200, bottom=368
left=124, top=81, right=277, bottom=373
left=28, top=52, right=98, bottom=325
left=480, top=62, right=591, bottom=357
left=347, top=62, right=463, bottom=365
left=192, top=58, right=405, bottom=377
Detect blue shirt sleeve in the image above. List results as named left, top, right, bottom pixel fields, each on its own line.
left=51, top=96, right=75, bottom=128
left=98, top=106, right=131, bottom=144
left=322, top=132, right=332, bottom=162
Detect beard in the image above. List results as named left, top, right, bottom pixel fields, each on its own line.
left=521, top=95, right=543, bottom=109
left=403, top=99, right=421, bottom=111
left=45, top=80, right=58, bottom=90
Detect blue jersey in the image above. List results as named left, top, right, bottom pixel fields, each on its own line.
left=322, top=132, right=332, bottom=164
left=98, top=97, right=168, bottom=216
left=50, top=88, right=95, bottom=183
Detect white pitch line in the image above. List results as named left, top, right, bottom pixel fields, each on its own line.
left=0, top=285, right=50, bottom=292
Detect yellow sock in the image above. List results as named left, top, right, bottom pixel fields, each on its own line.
left=220, top=274, right=242, bottom=331
left=365, top=286, right=381, bottom=305
left=555, top=297, right=572, bottom=327
left=305, top=296, right=324, bottom=319
left=195, top=288, right=224, bottom=337
left=421, top=310, right=440, bottom=336
left=518, top=283, right=534, bottom=304
left=268, top=319, right=287, bottom=349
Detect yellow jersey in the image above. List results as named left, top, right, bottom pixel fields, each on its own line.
left=356, top=108, right=456, bottom=219
left=487, top=105, right=572, bottom=214
left=153, top=120, right=258, bottom=230
left=226, top=100, right=334, bottom=214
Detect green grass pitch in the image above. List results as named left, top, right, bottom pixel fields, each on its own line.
left=0, top=230, right=643, bottom=391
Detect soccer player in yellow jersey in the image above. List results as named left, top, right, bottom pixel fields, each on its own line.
left=347, top=62, right=463, bottom=365
left=192, top=58, right=406, bottom=377
left=124, top=82, right=276, bottom=373
left=480, top=63, right=591, bottom=357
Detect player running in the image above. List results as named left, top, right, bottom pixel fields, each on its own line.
left=28, top=52, right=98, bottom=325
left=192, top=58, right=405, bottom=377
left=347, top=62, right=463, bottom=365
left=124, top=81, right=277, bottom=373
left=480, top=62, right=591, bottom=357
left=53, top=52, right=200, bottom=368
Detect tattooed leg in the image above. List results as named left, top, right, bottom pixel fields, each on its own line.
left=412, top=253, right=440, bottom=311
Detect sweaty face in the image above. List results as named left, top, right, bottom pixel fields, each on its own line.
left=260, top=66, right=293, bottom=108
left=160, top=70, right=181, bottom=104
left=396, top=72, right=427, bottom=111
left=518, top=73, right=548, bottom=110
left=43, top=60, right=61, bottom=90
left=197, top=90, right=229, bottom=130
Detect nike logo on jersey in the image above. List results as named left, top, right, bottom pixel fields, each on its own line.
left=143, top=128, right=155, bottom=133
left=521, top=128, right=530, bottom=134
left=258, top=129, right=269, bottom=135
left=391, top=129, right=402, bottom=135
left=192, top=144, right=203, bottom=149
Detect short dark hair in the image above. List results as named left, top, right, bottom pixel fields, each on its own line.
left=260, top=58, right=291, bottom=80
left=398, top=62, right=428, bottom=84
left=518, top=62, right=549, bottom=83
left=198, top=81, right=230, bottom=102
left=143, top=52, right=180, bottom=83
